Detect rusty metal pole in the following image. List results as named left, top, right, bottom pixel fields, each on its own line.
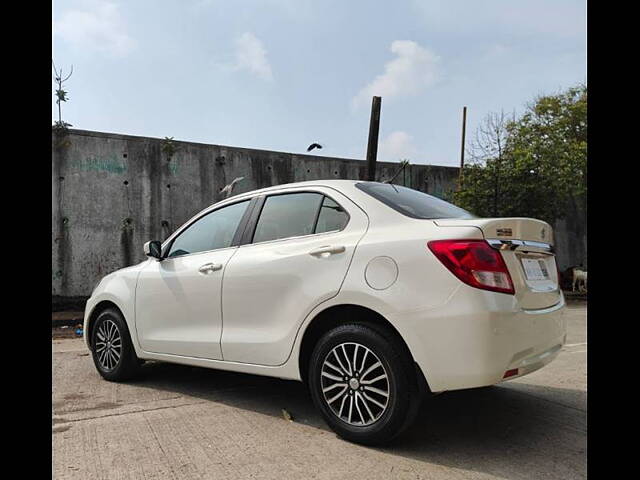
left=458, top=106, right=467, bottom=190
left=366, top=96, right=382, bottom=181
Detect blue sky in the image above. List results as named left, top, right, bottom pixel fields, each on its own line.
left=52, top=0, right=586, bottom=166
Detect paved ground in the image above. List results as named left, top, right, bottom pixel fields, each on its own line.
left=53, top=302, right=586, bottom=480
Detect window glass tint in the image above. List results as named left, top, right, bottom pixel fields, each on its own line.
left=356, top=182, right=475, bottom=219
left=315, top=196, right=348, bottom=233
left=253, top=193, right=323, bottom=243
left=167, top=200, right=249, bottom=257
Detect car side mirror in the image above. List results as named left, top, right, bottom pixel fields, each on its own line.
left=143, top=240, right=163, bottom=260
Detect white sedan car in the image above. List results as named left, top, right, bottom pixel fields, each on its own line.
left=84, top=180, right=566, bottom=444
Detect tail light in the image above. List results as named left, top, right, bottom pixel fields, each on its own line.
left=503, top=368, right=519, bottom=378
left=428, top=239, right=515, bottom=294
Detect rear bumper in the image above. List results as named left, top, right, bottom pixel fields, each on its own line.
left=392, top=286, right=567, bottom=392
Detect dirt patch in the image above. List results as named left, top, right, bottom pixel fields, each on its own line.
left=64, top=402, right=121, bottom=414
left=53, top=416, right=70, bottom=425
left=53, top=424, right=72, bottom=434
left=63, top=393, right=88, bottom=401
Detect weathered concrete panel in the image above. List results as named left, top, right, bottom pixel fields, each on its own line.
left=51, top=129, right=460, bottom=301
left=51, top=129, right=584, bottom=304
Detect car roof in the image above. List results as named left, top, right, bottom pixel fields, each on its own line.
left=241, top=179, right=362, bottom=195
left=181, top=179, right=415, bottom=237
left=203, top=179, right=387, bottom=216
left=215, top=179, right=368, bottom=205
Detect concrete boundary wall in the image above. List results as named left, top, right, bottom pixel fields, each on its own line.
left=51, top=129, right=585, bottom=306
left=52, top=129, right=459, bottom=302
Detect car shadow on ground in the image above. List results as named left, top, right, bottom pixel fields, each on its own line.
left=129, top=360, right=586, bottom=478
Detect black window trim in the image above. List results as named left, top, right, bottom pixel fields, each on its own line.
left=310, top=195, right=325, bottom=235
left=239, top=194, right=265, bottom=246
left=240, top=189, right=351, bottom=247
left=160, top=196, right=258, bottom=260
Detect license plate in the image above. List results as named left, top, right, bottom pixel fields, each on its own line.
left=521, top=258, right=549, bottom=281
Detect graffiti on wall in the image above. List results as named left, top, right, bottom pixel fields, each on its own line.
left=168, top=157, right=179, bottom=175
left=71, top=154, right=127, bottom=174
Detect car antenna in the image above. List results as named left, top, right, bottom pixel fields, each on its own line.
left=383, top=160, right=410, bottom=190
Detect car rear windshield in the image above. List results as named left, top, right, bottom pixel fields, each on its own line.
left=355, top=182, right=475, bottom=220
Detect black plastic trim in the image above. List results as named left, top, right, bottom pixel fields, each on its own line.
left=231, top=196, right=259, bottom=247
left=240, top=195, right=266, bottom=245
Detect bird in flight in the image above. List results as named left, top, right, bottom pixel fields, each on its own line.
left=307, top=143, right=323, bottom=152
left=220, top=177, right=245, bottom=198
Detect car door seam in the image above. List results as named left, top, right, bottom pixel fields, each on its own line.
left=219, top=246, right=242, bottom=361
left=277, top=203, right=371, bottom=367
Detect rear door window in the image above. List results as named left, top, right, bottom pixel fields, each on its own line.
left=315, top=196, right=349, bottom=234
left=253, top=193, right=324, bottom=243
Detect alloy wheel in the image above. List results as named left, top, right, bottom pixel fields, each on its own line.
left=95, top=319, right=122, bottom=372
left=320, top=342, right=390, bottom=426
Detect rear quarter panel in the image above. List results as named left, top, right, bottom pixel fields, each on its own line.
left=287, top=220, right=485, bottom=385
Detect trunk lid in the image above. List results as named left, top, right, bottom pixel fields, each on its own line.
left=434, top=217, right=552, bottom=244
left=434, top=218, right=561, bottom=309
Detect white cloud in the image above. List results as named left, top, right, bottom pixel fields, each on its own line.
left=351, top=40, right=440, bottom=109
left=54, top=1, right=134, bottom=57
left=379, top=131, right=418, bottom=161
left=234, top=32, right=274, bottom=81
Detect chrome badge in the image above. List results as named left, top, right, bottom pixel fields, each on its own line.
left=496, top=228, right=512, bottom=237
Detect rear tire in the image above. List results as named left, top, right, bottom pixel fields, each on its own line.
left=90, top=308, right=140, bottom=382
left=308, top=323, right=421, bottom=445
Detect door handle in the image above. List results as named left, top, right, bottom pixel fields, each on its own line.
left=198, top=262, right=223, bottom=274
left=309, top=245, right=346, bottom=256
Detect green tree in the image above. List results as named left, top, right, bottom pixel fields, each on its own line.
left=455, top=84, right=586, bottom=225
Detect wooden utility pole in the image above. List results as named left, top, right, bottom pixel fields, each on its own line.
left=458, top=106, right=467, bottom=190
left=366, top=96, right=382, bottom=181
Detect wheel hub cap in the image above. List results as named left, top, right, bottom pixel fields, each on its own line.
left=320, top=342, right=390, bottom=426
left=95, top=319, right=122, bottom=372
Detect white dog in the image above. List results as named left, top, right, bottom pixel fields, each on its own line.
left=572, top=269, right=587, bottom=292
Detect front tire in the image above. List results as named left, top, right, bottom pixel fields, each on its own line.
left=91, top=308, right=140, bottom=382
left=308, top=323, right=421, bottom=445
